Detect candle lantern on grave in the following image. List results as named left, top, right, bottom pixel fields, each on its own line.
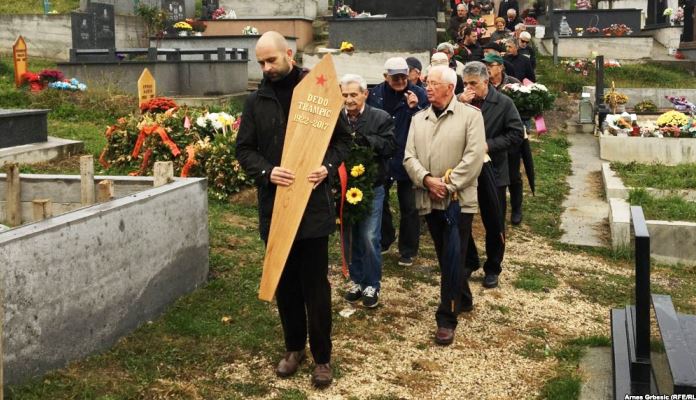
left=579, top=92, right=594, bottom=123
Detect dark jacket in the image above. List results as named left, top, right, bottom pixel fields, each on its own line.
left=498, top=0, right=519, bottom=18
left=340, top=104, right=396, bottom=187
left=449, top=16, right=468, bottom=40
left=236, top=70, right=351, bottom=241
left=518, top=45, right=537, bottom=71
left=367, top=81, right=429, bottom=182
left=505, top=16, right=522, bottom=31
left=494, top=73, right=521, bottom=91
left=462, top=42, right=484, bottom=62
left=480, top=84, right=524, bottom=187
left=504, top=53, right=536, bottom=82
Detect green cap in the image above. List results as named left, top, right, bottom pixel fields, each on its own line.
left=482, top=53, right=505, bottom=65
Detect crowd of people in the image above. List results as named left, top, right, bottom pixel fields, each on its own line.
left=237, top=1, right=540, bottom=384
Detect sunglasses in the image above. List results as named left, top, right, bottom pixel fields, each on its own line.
left=520, top=40, right=529, bottom=43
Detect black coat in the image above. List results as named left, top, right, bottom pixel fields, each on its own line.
left=236, top=74, right=351, bottom=241
left=504, top=53, right=536, bottom=82
left=518, top=45, right=537, bottom=71
left=480, top=84, right=524, bottom=187
left=340, top=104, right=396, bottom=187
left=497, top=0, right=519, bottom=18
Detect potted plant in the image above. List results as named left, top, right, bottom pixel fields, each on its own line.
left=173, top=21, right=193, bottom=36
left=190, top=20, right=207, bottom=36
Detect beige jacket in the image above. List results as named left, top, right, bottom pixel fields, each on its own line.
left=403, top=97, right=486, bottom=215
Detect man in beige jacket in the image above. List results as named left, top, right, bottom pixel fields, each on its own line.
left=403, top=65, right=486, bottom=346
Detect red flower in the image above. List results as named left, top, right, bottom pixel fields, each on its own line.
left=140, top=97, right=178, bottom=114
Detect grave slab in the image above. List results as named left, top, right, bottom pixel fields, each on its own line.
left=327, top=17, right=437, bottom=52
left=203, top=17, right=313, bottom=51
left=599, top=135, right=696, bottom=165
left=0, top=109, right=49, bottom=149
left=0, top=137, right=84, bottom=166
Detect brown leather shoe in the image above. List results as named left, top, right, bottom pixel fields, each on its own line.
left=435, top=327, right=455, bottom=345
left=311, top=363, right=333, bottom=388
left=276, top=350, right=306, bottom=377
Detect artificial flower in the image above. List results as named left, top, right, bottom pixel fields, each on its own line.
left=350, top=164, right=365, bottom=177
left=346, top=187, right=363, bottom=204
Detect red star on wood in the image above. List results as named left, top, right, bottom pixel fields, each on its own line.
left=316, top=74, right=327, bottom=86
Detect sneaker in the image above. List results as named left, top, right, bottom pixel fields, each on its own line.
left=344, top=282, right=362, bottom=303
left=362, top=286, right=379, bottom=308
left=483, top=274, right=499, bottom=289
left=398, top=256, right=414, bottom=267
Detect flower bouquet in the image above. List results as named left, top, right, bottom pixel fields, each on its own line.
left=501, top=82, right=556, bottom=118
left=462, top=18, right=488, bottom=39
left=585, top=26, right=600, bottom=35
left=211, top=7, right=227, bottom=20
left=339, top=143, right=377, bottom=225
left=655, top=110, right=688, bottom=137
left=336, top=4, right=356, bottom=18
left=665, top=95, right=696, bottom=114
left=39, top=69, right=65, bottom=83
left=242, top=25, right=259, bottom=35
left=633, top=100, right=657, bottom=113
left=190, top=20, right=206, bottom=35
left=663, top=7, right=673, bottom=23
left=602, top=24, right=632, bottom=36
left=173, top=21, right=192, bottom=36
left=140, top=97, right=178, bottom=114
left=195, top=111, right=237, bottom=138
left=524, top=16, right=538, bottom=25
left=561, top=58, right=593, bottom=76
left=48, top=78, right=87, bottom=91
left=672, top=7, right=684, bottom=24
left=21, top=72, right=44, bottom=92
left=340, top=41, right=355, bottom=53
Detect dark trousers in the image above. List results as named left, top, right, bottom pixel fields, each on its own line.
left=508, top=147, right=523, bottom=216
left=425, top=211, right=474, bottom=329
left=466, top=185, right=507, bottom=275
left=381, top=179, right=420, bottom=258
left=275, top=236, right=332, bottom=364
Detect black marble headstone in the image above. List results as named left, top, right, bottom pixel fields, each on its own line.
left=163, top=0, right=186, bottom=23
left=87, top=3, right=116, bottom=49
left=0, top=109, right=49, bottom=149
left=71, top=12, right=96, bottom=49
left=201, top=0, right=219, bottom=20
left=342, top=0, right=438, bottom=18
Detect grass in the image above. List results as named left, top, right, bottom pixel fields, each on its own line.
left=0, top=0, right=80, bottom=14
left=537, top=56, right=696, bottom=93
left=612, top=161, right=696, bottom=190
left=523, top=133, right=572, bottom=239
left=513, top=264, right=559, bottom=293
left=628, top=188, right=696, bottom=222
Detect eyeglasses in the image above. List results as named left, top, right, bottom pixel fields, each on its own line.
left=520, top=40, right=529, bottom=44
left=425, top=81, right=448, bottom=88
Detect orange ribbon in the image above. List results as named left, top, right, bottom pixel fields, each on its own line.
left=129, top=148, right=153, bottom=176
left=180, top=145, right=197, bottom=177
left=132, top=124, right=181, bottom=159
left=338, top=162, right=349, bottom=278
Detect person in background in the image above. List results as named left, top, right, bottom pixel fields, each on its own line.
left=517, top=31, right=536, bottom=71
left=370, top=57, right=429, bottom=267
left=505, top=8, right=522, bottom=31
left=437, top=42, right=465, bottom=78
left=489, top=17, right=512, bottom=43
left=504, top=39, right=535, bottom=82
left=236, top=31, right=351, bottom=388
left=477, top=0, right=494, bottom=15
left=403, top=65, right=485, bottom=346
left=449, top=3, right=469, bottom=40
left=457, top=26, right=484, bottom=63
left=406, top=57, right=425, bottom=88
left=498, top=0, right=519, bottom=19
left=340, top=73, right=396, bottom=309
left=429, top=52, right=465, bottom=95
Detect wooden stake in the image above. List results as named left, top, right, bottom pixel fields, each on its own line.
left=5, top=163, right=21, bottom=227
left=80, top=155, right=95, bottom=205
left=153, top=161, right=173, bottom=187
left=32, top=199, right=52, bottom=221
left=96, top=180, right=114, bottom=203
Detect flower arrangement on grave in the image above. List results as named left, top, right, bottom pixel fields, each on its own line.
left=462, top=18, right=488, bottom=39
left=672, top=7, right=684, bottom=24
left=336, top=4, right=356, bottom=18
left=39, top=69, right=65, bottom=83
left=242, top=25, right=259, bottom=35
left=340, top=41, right=355, bottom=53
left=575, top=27, right=584, bottom=36
left=633, top=100, right=657, bottom=113
left=211, top=7, right=227, bottom=20
left=665, top=95, right=696, bottom=114
left=174, top=21, right=192, bottom=32
left=48, top=78, right=87, bottom=91
left=560, top=58, right=593, bottom=76
left=602, top=24, right=632, bottom=36
left=99, top=104, right=250, bottom=199
left=604, top=113, right=634, bottom=136
left=604, top=59, right=621, bottom=69
left=656, top=110, right=689, bottom=128
left=190, top=20, right=207, bottom=33
left=501, top=82, right=556, bottom=118
left=140, top=97, right=178, bottom=114
left=585, top=26, right=600, bottom=34
left=663, top=8, right=673, bottom=19
left=576, top=0, right=591, bottom=10
left=524, top=16, right=538, bottom=25
left=21, top=72, right=44, bottom=92
left=338, top=143, right=378, bottom=225
left=604, top=82, right=628, bottom=113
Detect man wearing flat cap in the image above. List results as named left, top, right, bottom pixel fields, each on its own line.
left=405, top=57, right=424, bottom=88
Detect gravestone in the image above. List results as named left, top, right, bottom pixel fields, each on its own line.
left=71, top=12, right=96, bottom=49
left=162, top=0, right=187, bottom=35
left=87, top=2, right=116, bottom=49
left=12, top=36, right=27, bottom=88
left=81, top=0, right=194, bottom=18
left=138, top=68, right=156, bottom=106
left=342, top=0, right=438, bottom=18
left=201, top=0, right=219, bottom=20
left=0, top=110, right=49, bottom=149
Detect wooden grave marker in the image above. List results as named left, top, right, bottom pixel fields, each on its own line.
left=13, top=35, right=28, bottom=88
left=138, top=68, right=156, bottom=107
left=258, top=54, right=343, bottom=301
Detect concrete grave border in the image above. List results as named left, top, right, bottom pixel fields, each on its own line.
left=0, top=175, right=209, bottom=384
left=599, top=134, right=696, bottom=165
left=602, top=163, right=696, bottom=265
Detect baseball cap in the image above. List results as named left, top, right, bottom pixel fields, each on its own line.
left=405, top=57, right=422, bottom=72
left=384, top=57, right=409, bottom=76
left=482, top=53, right=505, bottom=65
left=431, top=52, right=449, bottom=66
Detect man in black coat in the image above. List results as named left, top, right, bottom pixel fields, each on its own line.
left=339, top=73, right=396, bottom=309
left=497, top=0, right=519, bottom=18
left=236, top=31, right=351, bottom=388
left=458, top=61, right=524, bottom=288
left=504, top=39, right=536, bottom=82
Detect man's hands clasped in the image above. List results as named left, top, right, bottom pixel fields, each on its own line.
left=271, top=166, right=328, bottom=189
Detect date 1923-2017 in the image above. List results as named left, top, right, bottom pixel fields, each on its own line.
left=292, top=113, right=329, bottom=130
left=624, top=395, right=696, bottom=400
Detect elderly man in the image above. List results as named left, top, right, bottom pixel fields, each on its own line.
left=505, top=8, right=522, bottom=31
left=340, top=74, right=396, bottom=308
left=406, top=57, right=424, bottom=87
left=517, top=31, right=537, bottom=71
left=429, top=52, right=465, bottom=94
left=437, top=42, right=465, bottom=78
left=458, top=61, right=523, bottom=288
left=236, top=31, right=351, bottom=388
left=504, top=39, right=535, bottom=82
left=403, top=65, right=485, bottom=345
left=369, top=57, right=429, bottom=267
left=449, top=3, right=469, bottom=40
left=498, top=0, right=519, bottom=19
left=482, top=52, right=519, bottom=90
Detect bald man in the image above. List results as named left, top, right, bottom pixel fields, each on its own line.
left=236, top=31, right=351, bottom=388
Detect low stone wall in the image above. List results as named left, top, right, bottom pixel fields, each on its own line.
left=203, top=17, right=313, bottom=51
left=328, top=17, right=437, bottom=52
left=0, top=175, right=209, bottom=384
left=0, top=14, right=146, bottom=61
left=584, top=86, right=696, bottom=109
left=644, top=25, right=683, bottom=51
left=219, top=0, right=329, bottom=19
left=599, top=134, right=696, bottom=165
left=540, top=36, right=653, bottom=59
left=603, top=163, right=696, bottom=264
left=58, top=60, right=248, bottom=96
left=302, top=51, right=431, bottom=85
left=150, top=36, right=294, bottom=81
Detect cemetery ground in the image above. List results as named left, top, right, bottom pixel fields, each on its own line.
left=2, top=57, right=696, bottom=399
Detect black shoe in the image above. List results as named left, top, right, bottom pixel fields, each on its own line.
left=483, top=274, right=499, bottom=288
left=461, top=303, right=474, bottom=312
left=398, top=256, right=414, bottom=267
left=511, top=210, right=522, bottom=225
left=362, top=286, right=379, bottom=308
left=344, top=282, right=362, bottom=303
left=463, top=267, right=474, bottom=279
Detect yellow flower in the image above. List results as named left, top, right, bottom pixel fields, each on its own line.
left=350, top=164, right=365, bottom=177
left=346, top=187, right=363, bottom=204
